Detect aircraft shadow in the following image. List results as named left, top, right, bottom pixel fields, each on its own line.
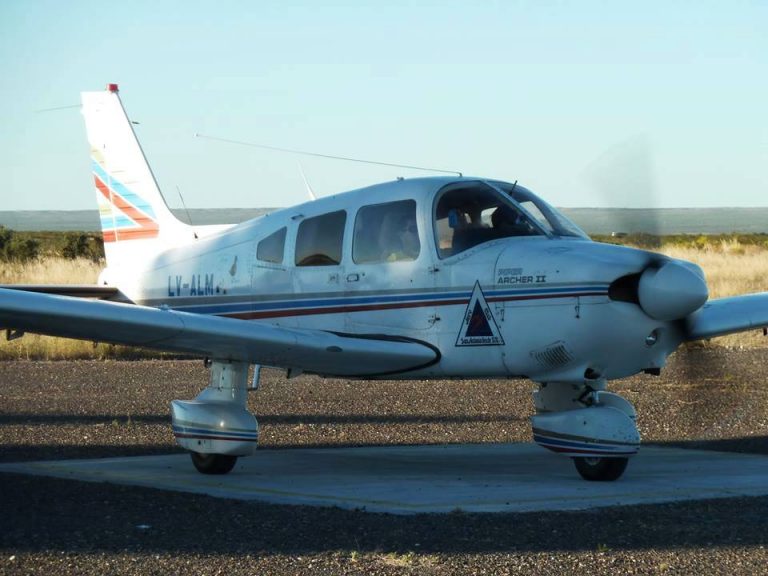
left=0, top=412, right=525, bottom=426
left=3, top=436, right=766, bottom=464
left=0, top=411, right=527, bottom=463
left=0, top=413, right=170, bottom=426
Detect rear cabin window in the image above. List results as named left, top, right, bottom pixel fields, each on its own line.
left=295, top=210, right=346, bottom=266
left=257, top=227, right=286, bottom=264
left=353, top=200, right=420, bottom=263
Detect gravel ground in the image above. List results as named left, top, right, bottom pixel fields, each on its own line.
left=1, top=346, right=768, bottom=574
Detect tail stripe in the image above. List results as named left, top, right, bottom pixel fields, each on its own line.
left=92, top=160, right=159, bottom=242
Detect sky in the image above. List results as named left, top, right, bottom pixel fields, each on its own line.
left=0, top=0, right=766, bottom=211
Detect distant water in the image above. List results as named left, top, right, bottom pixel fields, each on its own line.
left=2, top=207, right=768, bottom=235
left=561, top=208, right=768, bottom=235
left=0, top=209, right=274, bottom=232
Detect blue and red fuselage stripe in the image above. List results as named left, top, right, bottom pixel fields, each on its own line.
left=151, top=284, right=609, bottom=320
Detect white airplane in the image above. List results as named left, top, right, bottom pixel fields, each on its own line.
left=2, top=84, right=767, bottom=481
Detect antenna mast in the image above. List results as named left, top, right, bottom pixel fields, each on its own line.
left=195, top=133, right=463, bottom=177
left=176, top=185, right=198, bottom=239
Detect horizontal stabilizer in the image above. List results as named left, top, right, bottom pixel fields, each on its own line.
left=0, top=285, right=123, bottom=301
left=0, top=288, right=438, bottom=377
left=685, top=293, right=768, bottom=341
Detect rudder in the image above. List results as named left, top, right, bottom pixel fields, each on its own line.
left=81, top=84, right=193, bottom=272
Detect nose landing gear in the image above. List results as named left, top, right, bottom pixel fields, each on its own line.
left=573, top=456, right=629, bottom=482
left=532, top=381, right=640, bottom=481
left=190, top=452, right=239, bottom=475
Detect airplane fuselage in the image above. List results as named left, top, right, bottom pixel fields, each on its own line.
left=113, top=177, right=684, bottom=384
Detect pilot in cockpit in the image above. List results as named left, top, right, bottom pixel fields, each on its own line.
left=491, top=205, right=536, bottom=237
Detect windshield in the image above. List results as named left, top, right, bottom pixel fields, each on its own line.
left=492, top=181, right=589, bottom=240
left=434, top=181, right=589, bottom=259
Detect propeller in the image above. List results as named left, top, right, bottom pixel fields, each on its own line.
left=586, top=136, right=708, bottom=321
left=584, top=136, right=756, bottom=443
left=582, top=134, right=662, bottom=249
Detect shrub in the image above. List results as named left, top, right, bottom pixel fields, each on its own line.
left=0, top=227, right=40, bottom=262
left=0, top=226, right=12, bottom=257
left=62, top=232, right=104, bottom=261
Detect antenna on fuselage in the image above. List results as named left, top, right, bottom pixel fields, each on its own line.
left=176, top=185, right=198, bottom=240
left=297, top=161, right=317, bottom=201
left=194, top=133, right=463, bottom=177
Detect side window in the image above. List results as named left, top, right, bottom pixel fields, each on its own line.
left=295, top=210, right=346, bottom=266
left=257, top=227, right=286, bottom=264
left=353, top=200, right=420, bottom=263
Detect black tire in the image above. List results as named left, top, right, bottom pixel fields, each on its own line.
left=573, top=456, right=629, bottom=481
left=190, top=452, right=238, bottom=475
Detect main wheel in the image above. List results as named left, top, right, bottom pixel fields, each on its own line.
left=190, top=452, right=238, bottom=475
left=573, top=456, right=628, bottom=481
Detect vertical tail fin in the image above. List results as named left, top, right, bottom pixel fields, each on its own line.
left=81, top=84, right=193, bottom=272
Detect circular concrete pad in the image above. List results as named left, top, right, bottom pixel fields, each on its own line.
left=2, top=443, right=768, bottom=514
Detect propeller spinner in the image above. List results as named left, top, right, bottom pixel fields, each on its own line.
left=637, top=260, right=709, bottom=322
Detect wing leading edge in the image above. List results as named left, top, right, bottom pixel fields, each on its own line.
left=685, top=293, right=768, bottom=341
left=0, top=288, right=438, bottom=377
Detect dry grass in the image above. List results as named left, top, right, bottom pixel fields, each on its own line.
left=660, top=241, right=768, bottom=349
left=660, top=240, right=768, bottom=298
left=1, top=244, right=767, bottom=359
left=0, top=257, right=101, bottom=284
left=0, top=258, right=143, bottom=360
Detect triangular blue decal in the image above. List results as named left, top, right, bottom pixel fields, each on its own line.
left=455, top=281, right=505, bottom=346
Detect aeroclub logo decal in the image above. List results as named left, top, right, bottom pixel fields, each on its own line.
left=455, top=281, right=505, bottom=347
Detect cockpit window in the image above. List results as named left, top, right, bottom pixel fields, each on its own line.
left=434, top=183, right=544, bottom=258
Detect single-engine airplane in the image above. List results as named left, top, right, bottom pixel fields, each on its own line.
left=2, top=84, right=768, bottom=481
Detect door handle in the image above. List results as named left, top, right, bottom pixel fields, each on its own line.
left=346, top=273, right=360, bottom=282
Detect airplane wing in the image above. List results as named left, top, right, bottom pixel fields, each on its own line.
left=0, top=288, right=439, bottom=377
left=685, top=293, right=768, bottom=341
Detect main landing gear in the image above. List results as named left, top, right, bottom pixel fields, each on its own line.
left=531, top=381, right=640, bottom=481
left=170, top=360, right=260, bottom=475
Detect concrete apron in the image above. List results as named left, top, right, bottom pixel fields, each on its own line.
left=2, top=443, right=768, bottom=514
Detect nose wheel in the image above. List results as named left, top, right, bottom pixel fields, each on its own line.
left=573, top=456, right=629, bottom=481
left=190, top=452, right=238, bottom=475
